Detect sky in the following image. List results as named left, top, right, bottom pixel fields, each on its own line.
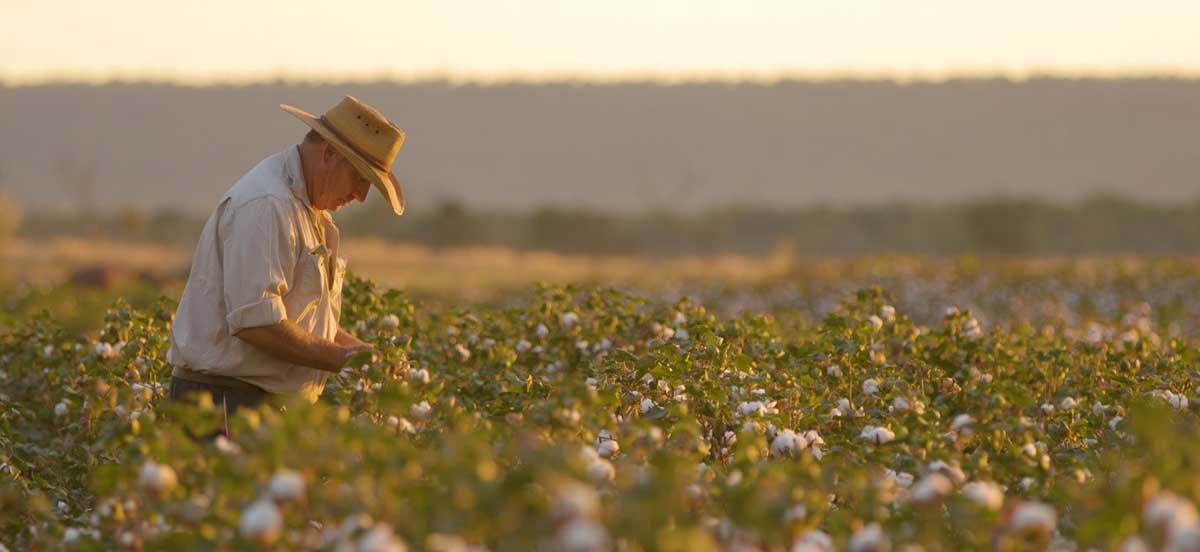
left=3, top=0, right=1200, bottom=83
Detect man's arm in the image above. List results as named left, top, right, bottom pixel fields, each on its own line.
left=334, top=327, right=369, bottom=348
left=236, top=320, right=370, bottom=373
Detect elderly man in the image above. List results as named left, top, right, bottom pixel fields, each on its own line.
left=167, top=95, right=406, bottom=423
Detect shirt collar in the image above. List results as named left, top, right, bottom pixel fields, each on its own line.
left=284, top=145, right=316, bottom=211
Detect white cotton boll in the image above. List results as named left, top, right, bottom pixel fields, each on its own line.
left=673, top=328, right=690, bottom=341
left=411, top=401, right=432, bottom=419
left=1059, top=397, right=1078, bottom=411
left=406, top=368, right=430, bottom=384
left=380, top=314, right=400, bottom=329
left=267, top=468, right=306, bottom=502
left=770, top=430, right=808, bottom=458
left=859, top=425, right=895, bottom=445
left=891, top=396, right=910, bottom=412
left=454, top=343, right=471, bottom=361
left=535, top=324, right=549, bottom=337
left=558, top=519, right=609, bottom=552
left=962, top=481, right=1005, bottom=511
left=862, top=379, right=880, bottom=395
left=1009, top=501, right=1057, bottom=535
left=1109, top=416, right=1124, bottom=430
left=596, top=439, right=619, bottom=459
left=1172, top=394, right=1189, bottom=409
left=63, top=527, right=81, bottom=544
left=137, top=461, right=178, bottom=494
left=926, top=460, right=967, bottom=486
left=802, top=430, right=825, bottom=448
left=515, top=339, right=531, bottom=353
left=836, top=398, right=854, bottom=417
left=881, top=305, right=896, bottom=322
left=910, top=473, right=953, bottom=504
left=215, top=435, right=241, bottom=455
left=1167, top=522, right=1200, bottom=552
left=868, top=315, right=884, bottom=331
left=1143, top=491, right=1198, bottom=534
left=792, top=530, right=835, bottom=552
left=848, top=522, right=889, bottom=552
left=639, top=398, right=656, bottom=414
left=554, top=481, right=599, bottom=520
left=1041, top=403, right=1055, bottom=414
left=1022, top=443, right=1038, bottom=458
left=1120, top=535, right=1150, bottom=552
left=887, top=470, right=914, bottom=488
left=826, top=365, right=842, bottom=378
left=950, top=414, right=974, bottom=432
left=239, top=499, right=282, bottom=544
left=561, top=312, right=579, bottom=328
left=586, top=458, right=615, bottom=483
left=55, top=401, right=69, bottom=418
left=357, top=523, right=408, bottom=552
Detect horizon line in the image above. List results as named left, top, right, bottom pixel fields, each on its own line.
left=6, top=66, right=1200, bottom=88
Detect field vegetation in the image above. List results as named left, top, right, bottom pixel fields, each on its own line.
left=3, top=259, right=1200, bottom=550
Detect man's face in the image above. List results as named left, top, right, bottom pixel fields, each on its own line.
left=312, top=144, right=370, bottom=211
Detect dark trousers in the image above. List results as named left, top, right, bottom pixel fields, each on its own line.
left=168, top=376, right=269, bottom=439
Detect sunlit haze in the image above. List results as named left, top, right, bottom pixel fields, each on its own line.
left=4, top=0, right=1200, bottom=84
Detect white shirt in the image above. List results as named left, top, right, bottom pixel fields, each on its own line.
left=167, top=145, right=346, bottom=401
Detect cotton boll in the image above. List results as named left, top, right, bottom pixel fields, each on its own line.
left=380, top=314, right=400, bottom=329
left=910, top=473, right=953, bottom=504
left=1120, top=535, right=1150, bottom=552
left=54, top=402, right=69, bottom=418
left=880, top=305, right=896, bottom=322
left=826, top=365, right=842, bottom=378
left=554, top=481, right=599, bottom=520
left=867, top=315, right=884, bottom=331
left=1143, top=491, right=1199, bottom=535
left=357, top=523, right=408, bottom=552
left=137, top=461, right=178, bottom=495
left=859, top=425, right=895, bottom=445
left=770, top=430, right=808, bottom=458
left=535, top=324, right=549, bottom=338
left=267, top=468, right=306, bottom=502
left=561, top=312, right=579, bottom=328
left=847, top=522, right=889, bottom=552
left=1059, top=397, right=1077, bottom=411
left=596, top=439, right=620, bottom=459
left=640, top=398, right=656, bottom=414
left=586, top=458, right=615, bottom=483
left=950, top=414, right=974, bottom=432
left=558, top=519, right=609, bottom=552
left=962, top=481, right=1005, bottom=511
left=239, top=499, right=282, bottom=544
left=891, top=397, right=910, bottom=412
left=862, top=379, right=880, bottom=395
left=410, top=401, right=432, bottom=419
left=1008, top=501, right=1056, bottom=536
left=792, top=530, right=834, bottom=552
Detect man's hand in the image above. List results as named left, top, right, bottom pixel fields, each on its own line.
left=235, top=320, right=368, bottom=373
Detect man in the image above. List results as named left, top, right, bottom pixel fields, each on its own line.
left=166, top=95, right=407, bottom=423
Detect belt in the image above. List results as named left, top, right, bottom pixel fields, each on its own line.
left=171, top=365, right=267, bottom=394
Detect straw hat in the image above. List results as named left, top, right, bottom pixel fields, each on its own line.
left=280, top=96, right=406, bottom=215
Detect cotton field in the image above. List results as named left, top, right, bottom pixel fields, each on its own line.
left=4, top=265, right=1200, bottom=550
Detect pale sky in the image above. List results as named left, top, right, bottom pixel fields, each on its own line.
left=4, top=0, right=1200, bottom=83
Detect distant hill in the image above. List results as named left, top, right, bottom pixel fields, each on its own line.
left=2, top=78, right=1200, bottom=214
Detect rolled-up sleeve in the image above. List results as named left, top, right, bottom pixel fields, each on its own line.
left=219, top=197, right=297, bottom=335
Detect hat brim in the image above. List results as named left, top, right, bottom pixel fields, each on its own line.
left=279, top=104, right=405, bottom=216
